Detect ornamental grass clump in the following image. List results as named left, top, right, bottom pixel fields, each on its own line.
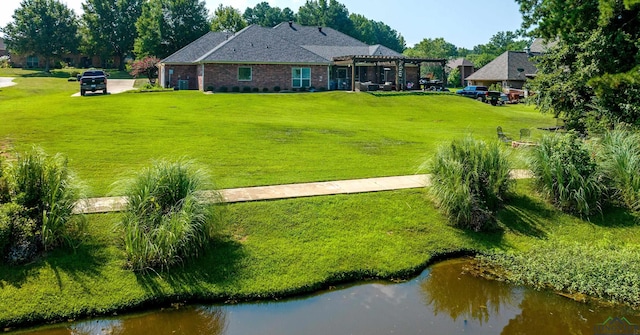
left=425, top=136, right=512, bottom=231
left=598, top=128, right=640, bottom=212
left=116, top=160, right=220, bottom=271
left=0, top=148, right=84, bottom=264
left=529, top=132, right=603, bottom=216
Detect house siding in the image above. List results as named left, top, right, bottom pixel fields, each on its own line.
left=163, top=65, right=198, bottom=90
left=202, top=63, right=329, bottom=91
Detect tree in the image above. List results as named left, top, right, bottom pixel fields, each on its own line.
left=404, top=38, right=457, bottom=78
left=349, top=14, right=405, bottom=53
left=517, top=0, right=640, bottom=130
left=296, top=0, right=354, bottom=35
left=81, top=0, right=142, bottom=71
left=129, top=56, right=160, bottom=84
left=2, top=0, right=80, bottom=72
left=243, top=2, right=294, bottom=27
left=134, top=0, right=209, bottom=59
left=211, top=4, right=247, bottom=33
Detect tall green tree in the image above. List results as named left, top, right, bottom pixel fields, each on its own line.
left=352, top=16, right=405, bottom=53
left=243, top=2, right=294, bottom=27
left=517, top=0, right=640, bottom=131
left=134, top=0, right=209, bottom=59
left=2, top=0, right=79, bottom=71
left=404, top=37, right=457, bottom=78
left=296, top=0, right=354, bottom=35
left=211, top=4, right=247, bottom=32
left=81, top=0, right=142, bottom=71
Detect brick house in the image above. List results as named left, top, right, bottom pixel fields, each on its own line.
left=446, top=58, right=475, bottom=87
left=159, top=22, right=444, bottom=91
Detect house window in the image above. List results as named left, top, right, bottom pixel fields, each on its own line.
left=238, top=67, right=252, bottom=81
left=292, top=67, right=311, bottom=88
left=26, top=55, right=38, bottom=68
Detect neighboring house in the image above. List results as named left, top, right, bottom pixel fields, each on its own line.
left=159, top=22, right=444, bottom=91
left=446, top=58, right=475, bottom=87
left=464, top=38, right=553, bottom=92
left=465, top=51, right=539, bottom=91
left=0, top=38, right=7, bottom=57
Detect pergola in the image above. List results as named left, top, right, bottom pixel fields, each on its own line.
left=332, top=55, right=447, bottom=91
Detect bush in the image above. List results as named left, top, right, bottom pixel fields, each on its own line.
left=425, top=136, right=512, bottom=231
left=242, top=86, right=251, bottom=93
left=218, top=86, right=228, bottom=93
left=252, top=87, right=259, bottom=93
left=206, top=86, right=215, bottom=92
left=529, top=132, right=603, bottom=216
left=0, top=56, right=11, bottom=69
left=273, top=86, right=281, bottom=92
left=262, top=87, right=269, bottom=93
left=11, top=148, right=82, bottom=251
left=115, top=160, right=221, bottom=271
left=598, top=128, right=640, bottom=212
left=0, top=148, right=84, bottom=264
left=232, top=86, right=240, bottom=93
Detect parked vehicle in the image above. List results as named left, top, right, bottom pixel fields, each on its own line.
left=456, top=85, right=488, bottom=100
left=79, top=70, right=108, bottom=96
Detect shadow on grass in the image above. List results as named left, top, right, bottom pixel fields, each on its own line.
left=134, top=238, right=246, bottom=297
left=0, top=241, right=109, bottom=290
left=496, top=193, right=556, bottom=239
left=590, top=205, right=640, bottom=227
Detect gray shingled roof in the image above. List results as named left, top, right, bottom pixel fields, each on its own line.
left=198, top=25, right=329, bottom=64
left=447, top=58, right=474, bottom=69
left=465, top=51, right=538, bottom=81
left=162, top=32, right=229, bottom=64
left=162, top=23, right=404, bottom=65
left=529, top=37, right=557, bottom=54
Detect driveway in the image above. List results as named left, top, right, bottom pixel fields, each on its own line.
left=0, top=77, right=16, bottom=88
left=72, top=79, right=135, bottom=97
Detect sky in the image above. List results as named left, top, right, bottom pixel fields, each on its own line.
left=0, top=0, right=524, bottom=49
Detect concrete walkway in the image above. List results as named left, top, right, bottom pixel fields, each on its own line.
left=71, top=79, right=135, bottom=97
left=74, top=170, right=533, bottom=214
left=0, top=77, right=16, bottom=88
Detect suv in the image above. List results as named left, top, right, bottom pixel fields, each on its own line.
left=79, top=70, right=108, bottom=96
left=456, top=86, right=488, bottom=100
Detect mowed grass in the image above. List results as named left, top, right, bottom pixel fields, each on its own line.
left=1, top=182, right=639, bottom=328
left=0, top=75, right=554, bottom=195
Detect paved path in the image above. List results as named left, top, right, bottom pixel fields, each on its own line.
left=0, top=77, right=16, bottom=88
left=71, top=79, right=135, bottom=97
left=74, top=170, right=533, bottom=214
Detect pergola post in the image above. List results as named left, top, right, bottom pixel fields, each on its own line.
left=351, top=58, right=356, bottom=91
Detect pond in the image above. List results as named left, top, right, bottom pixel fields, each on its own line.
left=13, top=258, right=639, bottom=335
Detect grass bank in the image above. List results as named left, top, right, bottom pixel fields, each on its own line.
left=0, top=75, right=554, bottom=196
left=1, top=181, right=639, bottom=329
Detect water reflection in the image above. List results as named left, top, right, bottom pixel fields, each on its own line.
left=27, top=307, right=227, bottom=335
left=420, top=258, right=517, bottom=324
left=13, top=258, right=639, bottom=335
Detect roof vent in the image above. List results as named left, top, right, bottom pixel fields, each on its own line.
left=288, top=20, right=293, bottom=27
left=318, top=26, right=322, bottom=33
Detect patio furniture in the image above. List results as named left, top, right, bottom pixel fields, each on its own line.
left=520, top=128, right=531, bottom=140
left=497, top=126, right=512, bottom=143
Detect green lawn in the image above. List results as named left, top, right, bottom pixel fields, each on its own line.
left=2, top=75, right=636, bottom=330
left=0, top=75, right=554, bottom=196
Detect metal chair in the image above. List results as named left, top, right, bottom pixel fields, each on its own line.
left=497, top=126, right=512, bottom=143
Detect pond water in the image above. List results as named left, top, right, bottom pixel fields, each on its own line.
left=13, top=258, right=639, bottom=335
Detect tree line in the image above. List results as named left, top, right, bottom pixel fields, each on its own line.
left=1, top=0, right=527, bottom=73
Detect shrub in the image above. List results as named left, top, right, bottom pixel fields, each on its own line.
left=0, top=157, right=9, bottom=203
left=273, top=86, right=281, bottom=92
left=252, top=87, right=259, bottom=93
left=218, top=86, right=228, bottom=93
left=425, top=136, right=512, bottom=231
left=598, top=128, right=640, bottom=212
left=242, top=86, right=251, bottom=93
left=0, top=55, right=11, bottom=69
left=262, top=87, right=269, bottom=93
left=129, top=56, right=160, bottom=84
left=206, top=86, right=215, bottom=92
left=115, top=160, right=221, bottom=271
left=11, top=148, right=82, bottom=251
left=529, top=132, right=603, bottom=216
left=232, top=86, right=240, bottom=93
